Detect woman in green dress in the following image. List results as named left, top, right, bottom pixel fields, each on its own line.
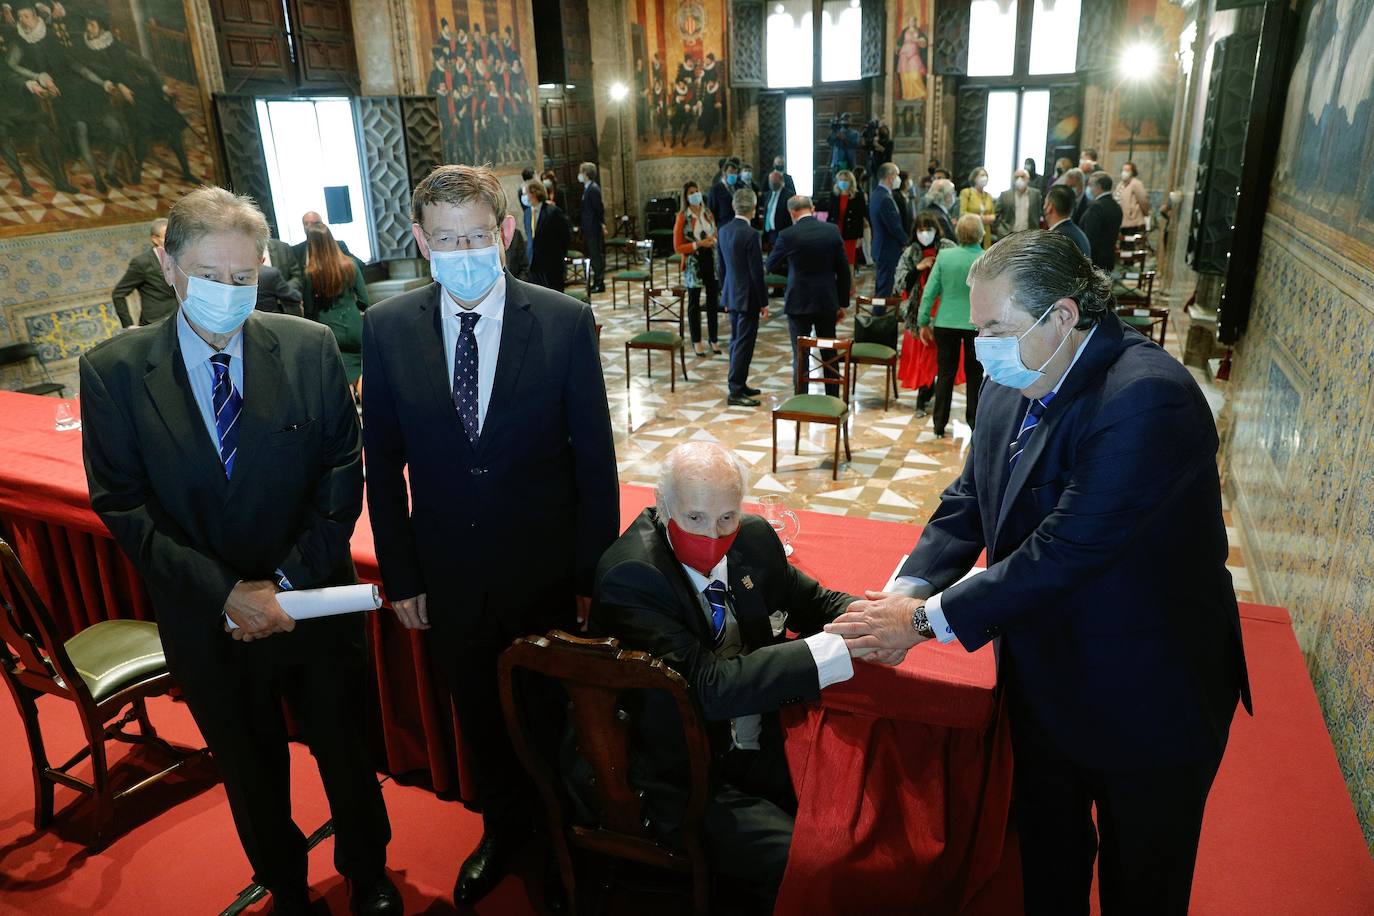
left=302, top=224, right=368, bottom=397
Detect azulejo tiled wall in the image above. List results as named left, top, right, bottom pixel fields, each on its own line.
left=1223, top=200, right=1374, bottom=852
left=0, top=224, right=143, bottom=394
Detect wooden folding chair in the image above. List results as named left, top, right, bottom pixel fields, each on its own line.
left=1117, top=305, right=1170, bottom=347
left=850, top=295, right=902, bottom=409
left=772, top=336, right=853, bottom=480
left=626, top=286, right=690, bottom=392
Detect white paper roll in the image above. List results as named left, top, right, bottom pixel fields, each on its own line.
left=225, top=584, right=381, bottom=630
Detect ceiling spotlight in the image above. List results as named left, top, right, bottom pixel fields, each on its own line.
left=1120, top=42, right=1159, bottom=80
left=609, top=81, right=629, bottom=101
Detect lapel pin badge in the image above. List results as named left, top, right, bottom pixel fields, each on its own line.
left=741, top=575, right=755, bottom=590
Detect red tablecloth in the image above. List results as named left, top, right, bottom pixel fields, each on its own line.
left=2, top=391, right=1009, bottom=911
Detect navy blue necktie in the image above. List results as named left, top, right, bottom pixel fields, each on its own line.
left=452, top=312, right=481, bottom=442
left=704, top=580, right=729, bottom=649
left=1008, top=394, right=1052, bottom=472
left=209, top=353, right=241, bottom=478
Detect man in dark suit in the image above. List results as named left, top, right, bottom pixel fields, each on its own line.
left=521, top=178, right=572, bottom=292
left=766, top=196, right=851, bottom=396
left=254, top=264, right=303, bottom=316
left=362, top=164, right=619, bottom=905
left=708, top=157, right=741, bottom=228
left=770, top=155, right=797, bottom=199
left=917, top=178, right=956, bottom=241
left=264, top=237, right=301, bottom=292
left=591, top=442, right=859, bottom=907
left=1080, top=171, right=1124, bottom=272
left=716, top=188, right=768, bottom=407
left=868, top=162, right=906, bottom=299
left=578, top=161, right=606, bottom=292
left=1044, top=184, right=1091, bottom=258
left=758, top=170, right=793, bottom=248
left=827, top=230, right=1250, bottom=916
left=1062, top=168, right=1090, bottom=224
left=993, top=168, right=1044, bottom=241
left=80, top=188, right=399, bottom=915
left=111, top=218, right=178, bottom=327
left=291, top=210, right=351, bottom=264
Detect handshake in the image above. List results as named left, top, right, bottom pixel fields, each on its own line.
left=824, top=589, right=934, bottom=668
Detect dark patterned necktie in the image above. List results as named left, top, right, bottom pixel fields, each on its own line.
left=452, top=312, right=481, bottom=442
left=704, top=580, right=729, bottom=649
left=1008, top=395, right=1051, bottom=473
left=209, top=353, right=241, bottom=478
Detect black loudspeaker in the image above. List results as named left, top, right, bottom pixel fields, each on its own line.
left=645, top=196, right=679, bottom=254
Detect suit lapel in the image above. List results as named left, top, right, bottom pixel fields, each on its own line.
left=417, top=282, right=471, bottom=448
left=477, top=275, right=533, bottom=454
left=142, top=316, right=227, bottom=490
left=727, top=560, right=771, bottom=649
left=224, top=316, right=290, bottom=501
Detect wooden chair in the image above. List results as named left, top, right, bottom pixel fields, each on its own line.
left=764, top=272, right=788, bottom=297
left=0, top=538, right=205, bottom=845
left=773, top=336, right=853, bottom=480
left=498, top=631, right=713, bottom=916
left=1115, top=268, right=1156, bottom=307
left=609, top=265, right=651, bottom=309
left=656, top=253, right=684, bottom=287
left=0, top=343, right=65, bottom=397
left=626, top=287, right=689, bottom=392
left=850, top=295, right=902, bottom=409
left=1118, top=305, right=1170, bottom=347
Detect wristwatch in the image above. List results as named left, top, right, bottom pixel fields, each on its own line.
left=911, top=603, right=935, bottom=640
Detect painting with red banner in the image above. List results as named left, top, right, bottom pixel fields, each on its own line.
left=630, top=0, right=729, bottom=158
left=892, top=0, right=930, bottom=145
left=420, top=0, right=539, bottom=173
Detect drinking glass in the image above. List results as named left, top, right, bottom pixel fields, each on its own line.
left=757, top=494, right=800, bottom=556
left=54, top=399, right=80, bottom=432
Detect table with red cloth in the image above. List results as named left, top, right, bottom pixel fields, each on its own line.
left=0, top=390, right=1012, bottom=910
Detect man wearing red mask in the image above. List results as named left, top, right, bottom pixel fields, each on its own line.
left=587, top=442, right=869, bottom=910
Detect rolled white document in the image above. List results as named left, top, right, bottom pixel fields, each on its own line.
left=225, top=584, right=382, bottom=630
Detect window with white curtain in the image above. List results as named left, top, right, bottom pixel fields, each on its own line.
left=820, top=0, right=862, bottom=83
left=981, top=88, right=1052, bottom=196
left=1028, top=0, right=1081, bottom=75
left=767, top=0, right=814, bottom=89
left=967, top=0, right=1017, bottom=77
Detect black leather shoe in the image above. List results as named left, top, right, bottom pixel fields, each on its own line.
left=743, top=386, right=762, bottom=396
left=350, top=874, right=402, bottom=914
left=727, top=394, right=761, bottom=407
left=453, top=831, right=523, bottom=905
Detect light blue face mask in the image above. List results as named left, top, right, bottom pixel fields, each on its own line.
left=177, top=264, right=256, bottom=335
left=430, top=244, right=503, bottom=302
left=837, top=180, right=850, bottom=191
left=973, top=305, right=1074, bottom=390
left=688, top=191, right=703, bottom=206
left=726, top=173, right=738, bottom=186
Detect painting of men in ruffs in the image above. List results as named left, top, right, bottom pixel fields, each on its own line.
left=423, top=2, right=537, bottom=171
left=631, top=0, right=728, bottom=157
left=0, top=1, right=212, bottom=237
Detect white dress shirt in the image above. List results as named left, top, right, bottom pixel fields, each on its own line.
left=678, top=552, right=853, bottom=750
left=176, top=308, right=244, bottom=450
left=440, top=274, right=506, bottom=434
left=899, top=324, right=1099, bottom=642
left=1014, top=190, right=1031, bottom=232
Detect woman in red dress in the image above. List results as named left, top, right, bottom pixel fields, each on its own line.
left=894, top=211, right=963, bottom=416
left=832, top=169, right=866, bottom=268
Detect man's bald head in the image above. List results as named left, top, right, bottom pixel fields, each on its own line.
left=301, top=210, right=323, bottom=231
left=656, top=442, right=749, bottom=538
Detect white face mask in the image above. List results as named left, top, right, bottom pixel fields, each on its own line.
left=1014, top=177, right=1027, bottom=191
left=974, top=175, right=988, bottom=190
left=176, top=264, right=256, bottom=335
left=916, top=229, right=936, bottom=246
left=1121, top=171, right=1132, bottom=183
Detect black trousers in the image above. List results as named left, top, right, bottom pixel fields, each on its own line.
left=584, top=229, right=605, bottom=286
left=168, top=615, right=390, bottom=896
left=787, top=312, right=840, bottom=397
left=705, top=724, right=796, bottom=911
left=1012, top=708, right=1227, bottom=916
left=932, top=326, right=982, bottom=435
left=688, top=251, right=720, bottom=343
left=727, top=310, right=759, bottom=395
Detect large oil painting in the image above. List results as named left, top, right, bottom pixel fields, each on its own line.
left=631, top=0, right=729, bottom=158
left=892, top=0, right=929, bottom=143
left=421, top=0, right=539, bottom=173
left=0, top=0, right=215, bottom=238
left=1110, top=0, right=1183, bottom=154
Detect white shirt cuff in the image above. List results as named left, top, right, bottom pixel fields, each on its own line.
left=924, top=592, right=957, bottom=644
left=891, top=575, right=931, bottom=599
left=804, top=631, right=854, bottom=688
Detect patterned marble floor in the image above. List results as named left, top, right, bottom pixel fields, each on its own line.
left=582, top=256, right=1255, bottom=602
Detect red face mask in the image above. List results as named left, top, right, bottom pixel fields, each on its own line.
left=667, top=518, right=739, bottom=576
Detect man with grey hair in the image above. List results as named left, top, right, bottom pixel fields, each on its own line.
left=590, top=441, right=863, bottom=906
left=766, top=195, right=851, bottom=396
left=869, top=161, right=905, bottom=298
left=1080, top=170, right=1124, bottom=272
left=827, top=230, right=1250, bottom=915
left=993, top=167, right=1043, bottom=241
left=1061, top=166, right=1088, bottom=222
left=111, top=217, right=178, bottom=327
left=759, top=169, right=793, bottom=247
left=917, top=177, right=956, bottom=240
left=717, top=187, right=768, bottom=406
left=81, top=187, right=399, bottom=913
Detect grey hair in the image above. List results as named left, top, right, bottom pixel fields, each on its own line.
left=149, top=217, right=168, bottom=236
left=877, top=162, right=899, bottom=182
left=968, top=230, right=1113, bottom=330
left=787, top=194, right=813, bottom=213
left=655, top=442, right=750, bottom=519
left=732, top=187, right=757, bottom=215
left=164, top=186, right=269, bottom=261
left=930, top=178, right=955, bottom=203
left=1063, top=167, right=1085, bottom=188
left=1089, top=170, right=1113, bottom=193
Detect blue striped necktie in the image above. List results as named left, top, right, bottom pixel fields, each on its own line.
left=209, top=353, right=242, bottom=478
left=704, top=580, right=729, bottom=648
left=1008, top=394, right=1052, bottom=472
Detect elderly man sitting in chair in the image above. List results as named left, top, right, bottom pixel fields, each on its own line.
left=588, top=442, right=884, bottom=911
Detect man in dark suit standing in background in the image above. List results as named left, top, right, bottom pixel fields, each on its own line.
left=578, top=161, right=606, bottom=293
left=362, top=164, right=619, bottom=906
left=759, top=170, right=794, bottom=249
left=827, top=231, right=1250, bottom=916
left=264, top=236, right=301, bottom=291
left=111, top=218, right=178, bottom=327
left=766, top=195, right=851, bottom=396
left=716, top=188, right=768, bottom=407
left=993, top=167, right=1044, bottom=242
left=291, top=211, right=351, bottom=264
left=770, top=155, right=796, bottom=200
left=1045, top=184, right=1092, bottom=259
left=254, top=264, right=303, bottom=316
left=868, top=162, right=906, bottom=300
left=591, top=442, right=860, bottom=909
left=81, top=187, right=398, bottom=915
left=1080, top=171, right=1124, bottom=272
left=709, top=157, right=742, bottom=228
left=522, top=178, right=572, bottom=292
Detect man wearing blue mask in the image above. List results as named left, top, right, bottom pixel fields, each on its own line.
left=361, top=164, right=618, bottom=906
left=827, top=230, right=1251, bottom=916
left=80, top=187, right=398, bottom=915
left=709, top=157, right=741, bottom=228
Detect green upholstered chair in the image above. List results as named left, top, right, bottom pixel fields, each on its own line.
left=1117, top=305, right=1169, bottom=347
left=764, top=273, right=788, bottom=296
left=565, top=287, right=590, bottom=303
left=606, top=235, right=634, bottom=270
left=0, top=538, right=205, bottom=845
left=626, top=286, right=690, bottom=393
left=657, top=252, right=684, bottom=287
left=849, top=295, right=902, bottom=410
left=772, top=337, right=853, bottom=480
left=609, top=267, right=651, bottom=309
left=1113, top=269, right=1156, bottom=307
